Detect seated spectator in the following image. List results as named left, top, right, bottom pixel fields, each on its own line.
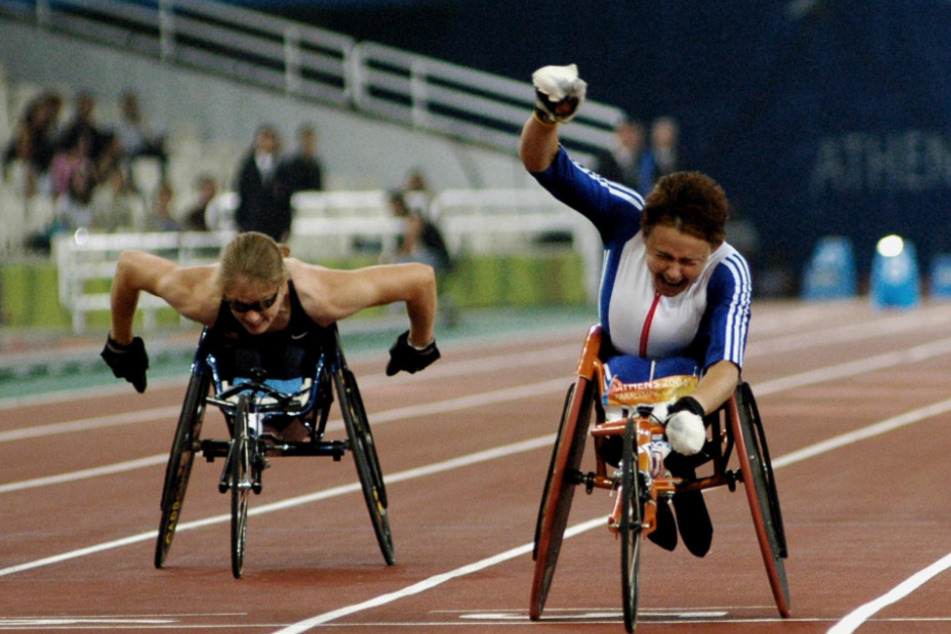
left=58, top=90, right=107, bottom=165
left=90, top=166, right=144, bottom=233
left=55, top=167, right=96, bottom=231
left=144, top=181, right=180, bottom=232
left=49, top=131, right=95, bottom=198
left=383, top=190, right=452, bottom=277
left=113, top=89, right=168, bottom=176
left=181, top=174, right=218, bottom=231
left=2, top=90, right=63, bottom=196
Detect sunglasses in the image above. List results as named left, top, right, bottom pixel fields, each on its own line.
left=225, top=290, right=279, bottom=314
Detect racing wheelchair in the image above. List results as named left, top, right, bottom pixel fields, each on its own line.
left=153, top=323, right=392, bottom=578
left=530, top=325, right=790, bottom=631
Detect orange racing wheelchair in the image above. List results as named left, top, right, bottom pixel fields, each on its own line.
left=153, top=323, right=392, bottom=578
left=530, top=325, right=790, bottom=631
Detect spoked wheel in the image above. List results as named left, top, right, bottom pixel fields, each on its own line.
left=620, top=417, right=643, bottom=633
left=335, top=368, right=395, bottom=565
left=731, top=382, right=791, bottom=617
left=529, top=377, right=595, bottom=621
left=230, top=394, right=253, bottom=579
left=155, top=368, right=211, bottom=568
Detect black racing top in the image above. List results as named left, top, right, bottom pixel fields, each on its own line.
left=205, top=279, right=330, bottom=382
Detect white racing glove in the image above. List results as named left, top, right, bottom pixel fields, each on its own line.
left=664, top=396, right=706, bottom=455
left=532, top=63, right=587, bottom=124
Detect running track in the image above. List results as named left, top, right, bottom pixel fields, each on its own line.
left=2, top=299, right=951, bottom=633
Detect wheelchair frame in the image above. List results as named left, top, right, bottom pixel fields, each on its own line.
left=530, top=324, right=790, bottom=631
left=153, top=323, right=393, bottom=578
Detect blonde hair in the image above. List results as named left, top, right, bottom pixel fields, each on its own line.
left=217, top=231, right=290, bottom=295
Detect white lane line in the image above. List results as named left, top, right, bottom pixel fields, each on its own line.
left=272, top=396, right=951, bottom=633
left=3, top=302, right=948, bottom=412
left=827, top=554, right=951, bottom=634
left=0, top=455, right=168, bottom=494
left=0, top=436, right=554, bottom=578
left=271, top=517, right=604, bottom=634
left=7, top=329, right=951, bottom=491
left=0, top=378, right=569, bottom=494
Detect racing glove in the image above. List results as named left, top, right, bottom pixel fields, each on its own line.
left=386, top=330, right=441, bottom=376
left=531, top=63, right=587, bottom=125
left=664, top=396, right=706, bottom=455
left=101, top=334, right=149, bottom=393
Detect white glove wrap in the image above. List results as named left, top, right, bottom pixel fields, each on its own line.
left=665, top=411, right=705, bottom=455
left=532, top=64, right=587, bottom=100
left=531, top=64, right=587, bottom=123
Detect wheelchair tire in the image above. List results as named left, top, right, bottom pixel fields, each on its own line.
left=529, top=377, right=595, bottom=621
left=620, top=416, right=643, bottom=633
left=732, top=382, right=791, bottom=618
left=155, top=368, right=211, bottom=569
left=335, top=369, right=395, bottom=566
left=230, top=394, right=252, bottom=579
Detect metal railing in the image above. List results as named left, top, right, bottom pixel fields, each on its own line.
left=0, top=0, right=624, bottom=156
left=53, top=188, right=602, bottom=333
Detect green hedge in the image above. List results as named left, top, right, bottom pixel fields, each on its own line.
left=0, top=252, right=588, bottom=328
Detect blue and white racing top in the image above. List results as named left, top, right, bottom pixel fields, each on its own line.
left=531, top=147, right=752, bottom=378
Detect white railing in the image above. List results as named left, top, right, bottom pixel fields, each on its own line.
left=53, top=229, right=235, bottom=333
left=53, top=188, right=603, bottom=333
left=0, top=0, right=624, bottom=157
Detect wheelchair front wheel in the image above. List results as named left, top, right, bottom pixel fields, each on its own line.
left=155, top=368, right=210, bottom=569
left=620, top=416, right=643, bottom=633
left=732, top=382, right=790, bottom=617
left=230, top=394, right=252, bottom=579
left=529, top=377, right=595, bottom=621
left=335, top=368, right=395, bottom=565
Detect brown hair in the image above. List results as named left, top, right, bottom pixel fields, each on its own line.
left=217, top=231, right=290, bottom=295
left=640, top=171, right=729, bottom=246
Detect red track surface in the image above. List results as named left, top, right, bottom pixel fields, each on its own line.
left=3, top=299, right=951, bottom=633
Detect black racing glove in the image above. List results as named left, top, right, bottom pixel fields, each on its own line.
left=386, top=330, right=440, bottom=376
left=668, top=395, right=705, bottom=417
left=101, top=335, right=149, bottom=393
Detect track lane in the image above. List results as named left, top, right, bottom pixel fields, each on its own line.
left=3, top=300, right=951, bottom=632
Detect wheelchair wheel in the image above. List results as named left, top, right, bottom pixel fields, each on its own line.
left=732, top=382, right=791, bottom=617
left=155, top=368, right=211, bottom=568
left=230, top=394, right=252, bottom=579
left=620, top=416, right=643, bottom=633
left=335, top=368, right=395, bottom=566
left=529, top=377, right=595, bottom=621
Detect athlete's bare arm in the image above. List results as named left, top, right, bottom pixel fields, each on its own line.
left=109, top=251, right=221, bottom=344
left=287, top=259, right=437, bottom=347
left=519, top=115, right=561, bottom=173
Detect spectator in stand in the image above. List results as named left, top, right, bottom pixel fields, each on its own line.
left=49, top=131, right=95, bottom=198
left=402, top=167, right=435, bottom=220
left=143, top=181, right=180, bottom=232
left=648, top=116, right=688, bottom=186
left=2, top=90, right=63, bottom=195
left=383, top=190, right=452, bottom=276
left=384, top=189, right=457, bottom=326
left=54, top=166, right=96, bottom=231
left=113, top=89, right=168, bottom=177
left=90, top=165, right=143, bottom=233
left=594, top=118, right=653, bottom=191
left=182, top=173, right=219, bottom=231
left=58, top=91, right=107, bottom=166
left=234, top=124, right=291, bottom=242
left=279, top=122, right=323, bottom=197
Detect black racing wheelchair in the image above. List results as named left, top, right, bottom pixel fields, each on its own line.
left=153, top=323, right=392, bottom=578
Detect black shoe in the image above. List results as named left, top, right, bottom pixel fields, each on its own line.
left=672, top=490, right=713, bottom=557
left=646, top=498, right=678, bottom=551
